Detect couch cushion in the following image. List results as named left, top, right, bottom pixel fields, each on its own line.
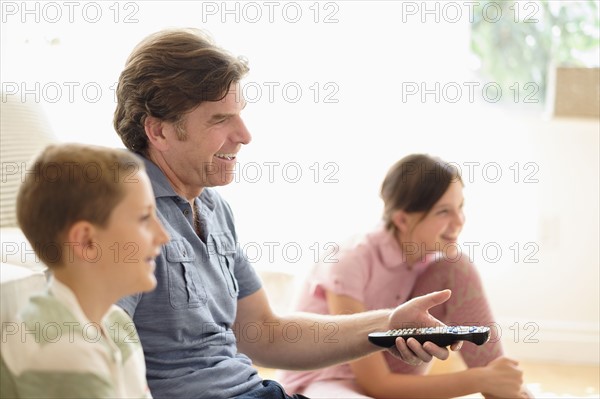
left=0, top=227, right=47, bottom=273
left=0, top=262, right=46, bottom=325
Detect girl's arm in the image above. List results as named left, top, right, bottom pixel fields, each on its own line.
left=326, top=291, right=525, bottom=399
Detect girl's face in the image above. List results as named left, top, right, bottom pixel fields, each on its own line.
left=395, top=180, right=465, bottom=264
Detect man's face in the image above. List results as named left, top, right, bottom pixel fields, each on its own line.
left=159, top=83, right=251, bottom=190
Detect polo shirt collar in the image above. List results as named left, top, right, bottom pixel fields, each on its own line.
left=377, top=227, right=407, bottom=269
left=140, top=156, right=179, bottom=199
left=376, top=226, right=438, bottom=270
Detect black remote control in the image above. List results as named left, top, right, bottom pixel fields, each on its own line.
left=368, top=326, right=491, bottom=348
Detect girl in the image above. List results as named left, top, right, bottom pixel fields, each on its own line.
left=278, top=154, right=527, bottom=398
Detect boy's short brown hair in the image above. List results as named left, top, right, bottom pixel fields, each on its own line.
left=16, top=144, right=145, bottom=267
left=113, top=28, right=250, bottom=154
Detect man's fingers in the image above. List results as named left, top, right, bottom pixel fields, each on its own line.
left=450, top=340, right=463, bottom=351
left=406, top=338, right=433, bottom=363
left=422, top=341, right=450, bottom=361
left=395, top=337, right=423, bottom=365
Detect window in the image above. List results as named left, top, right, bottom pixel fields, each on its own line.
left=470, top=0, right=599, bottom=105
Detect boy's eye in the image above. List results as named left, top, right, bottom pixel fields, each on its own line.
left=140, top=214, right=151, bottom=222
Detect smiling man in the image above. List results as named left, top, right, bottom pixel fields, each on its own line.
left=113, top=28, right=458, bottom=399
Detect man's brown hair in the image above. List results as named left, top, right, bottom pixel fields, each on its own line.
left=113, top=28, right=250, bottom=154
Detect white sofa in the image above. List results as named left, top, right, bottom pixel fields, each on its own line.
left=0, top=95, right=56, bottom=325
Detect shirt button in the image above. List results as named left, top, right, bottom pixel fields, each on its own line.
left=183, top=209, right=189, bottom=215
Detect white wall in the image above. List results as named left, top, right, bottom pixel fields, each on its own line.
left=1, top=1, right=598, bottom=364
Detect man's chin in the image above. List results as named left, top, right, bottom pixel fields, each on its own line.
left=206, top=176, right=236, bottom=187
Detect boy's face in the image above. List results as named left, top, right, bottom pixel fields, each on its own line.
left=94, top=171, right=169, bottom=296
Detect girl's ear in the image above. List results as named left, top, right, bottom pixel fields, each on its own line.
left=66, top=221, right=97, bottom=262
left=391, top=210, right=410, bottom=234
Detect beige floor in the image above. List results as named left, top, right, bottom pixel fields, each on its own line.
left=257, top=354, right=600, bottom=398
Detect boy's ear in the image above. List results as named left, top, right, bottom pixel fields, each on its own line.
left=144, top=116, right=169, bottom=151
left=66, top=221, right=97, bottom=262
left=391, top=210, right=410, bottom=234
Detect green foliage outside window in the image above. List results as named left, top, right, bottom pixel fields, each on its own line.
left=470, top=0, right=600, bottom=104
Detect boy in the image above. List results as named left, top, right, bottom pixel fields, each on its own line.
left=1, top=144, right=169, bottom=398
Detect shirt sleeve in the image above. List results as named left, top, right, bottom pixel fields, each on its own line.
left=2, top=329, right=116, bottom=399
left=313, top=246, right=369, bottom=304
left=0, top=355, right=18, bottom=398
left=13, top=371, right=115, bottom=399
left=234, top=248, right=263, bottom=299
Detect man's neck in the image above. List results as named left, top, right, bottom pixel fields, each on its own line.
left=147, top=150, right=203, bottom=202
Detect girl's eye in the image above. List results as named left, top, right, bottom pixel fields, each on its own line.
left=140, top=214, right=151, bottom=222
left=437, top=209, right=448, bottom=215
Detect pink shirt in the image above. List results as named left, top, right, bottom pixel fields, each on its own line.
left=278, top=226, right=438, bottom=393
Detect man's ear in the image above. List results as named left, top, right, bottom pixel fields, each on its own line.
left=391, top=210, right=410, bottom=234
left=66, top=221, right=98, bottom=263
left=144, top=116, right=169, bottom=151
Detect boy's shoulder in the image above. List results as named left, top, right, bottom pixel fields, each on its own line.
left=0, top=296, right=131, bottom=398
left=19, top=290, right=75, bottom=325
left=103, top=305, right=144, bottom=361
left=1, top=295, right=141, bottom=381
left=1, top=291, right=105, bottom=375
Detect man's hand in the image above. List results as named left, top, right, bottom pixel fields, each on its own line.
left=387, top=290, right=462, bottom=365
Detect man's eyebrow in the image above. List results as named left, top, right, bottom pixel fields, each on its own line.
left=207, top=113, right=231, bottom=123
left=207, top=103, right=247, bottom=123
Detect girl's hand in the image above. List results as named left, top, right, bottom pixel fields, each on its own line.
left=480, top=356, right=526, bottom=398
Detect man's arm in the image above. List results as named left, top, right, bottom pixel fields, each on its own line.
left=234, top=287, right=455, bottom=370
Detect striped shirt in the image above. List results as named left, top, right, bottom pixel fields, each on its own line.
left=1, top=278, right=151, bottom=398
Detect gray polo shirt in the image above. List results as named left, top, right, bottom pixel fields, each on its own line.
left=118, top=157, right=263, bottom=399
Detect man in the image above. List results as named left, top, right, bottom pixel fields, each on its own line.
left=114, top=28, right=459, bottom=399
